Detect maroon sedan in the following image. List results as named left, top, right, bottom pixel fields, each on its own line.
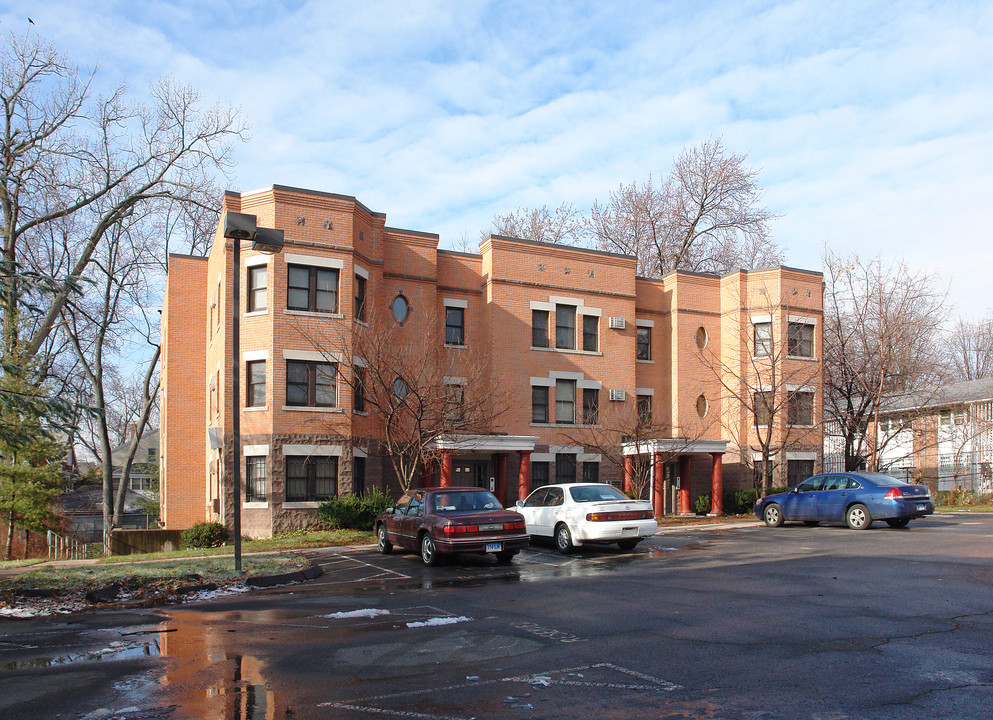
left=375, top=487, right=530, bottom=566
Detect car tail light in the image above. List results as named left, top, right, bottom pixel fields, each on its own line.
left=503, top=521, right=526, bottom=530
left=586, top=510, right=654, bottom=522
left=884, top=487, right=904, bottom=499
left=441, top=523, right=479, bottom=534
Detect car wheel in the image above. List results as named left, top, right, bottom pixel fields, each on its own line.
left=846, top=503, right=872, bottom=530
left=617, top=539, right=639, bottom=551
left=554, top=524, right=574, bottom=554
left=495, top=550, right=518, bottom=563
left=420, top=533, right=441, bottom=566
left=762, top=503, right=784, bottom=527
left=885, top=518, right=911, bottom=528
left=377, top=524, right=393, bottom=554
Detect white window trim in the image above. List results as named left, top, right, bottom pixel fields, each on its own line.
left=751, top=314, right=773, bottom=325
left=283, top=444, right=344, bottom=457
left=283, top=349, right=343, bottom=363
left=786, top=385, right=817, bottom=393
left=786, top=451, right=818, bottom=461
left=353, top=355, right=368, bottom=368
left=352, top=446, right=368, bottom=458
left=578, top=453, right=602, bottom=463
left=443, top=298, right=468, bottom=309
left=530, top=377, right=554, bottom=387
left=243, top=350, right=268, bottom=362
left=530, top=300, right=554, bottom=312
left=354, top=264, right=369, bottom=280
left=577, top=379, right=602, bottom=390
left=577, top=307, right=602, bottom=317
left=444, top=376, right=468, bottom=385
left=244, top=255, right=269, bottom=268
left=635, top=387, right=655, bottom=396
left=284, top=253, right=344, bottom=269
left=635, top=319, right=654, bottom=328
left=787, top=315, right=817, bottom=325
left=530, top=453, right=554, bottom=463
left=549, top=445, right=583, bottom=455
left=550, top=371, right=583, bottom=381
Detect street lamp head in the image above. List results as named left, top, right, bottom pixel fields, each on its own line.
left=223, top=212, right=257, bottom=241
left=252, top=227, right=285, bottom=254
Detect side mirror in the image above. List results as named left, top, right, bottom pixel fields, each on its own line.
left=515, top=500, right=524, bottom=508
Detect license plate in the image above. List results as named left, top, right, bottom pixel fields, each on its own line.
left=916, top=503, right=926, bottom=511
left=485, top=542, right=502, bottom=553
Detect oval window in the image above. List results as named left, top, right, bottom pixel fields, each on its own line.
left=695, top=326, right=708, bottom=350
left=696, top=394, right=708, bottom=419
left=391, top=294, right=410, bottom=324
left=393, top=377, right=409, bottom=402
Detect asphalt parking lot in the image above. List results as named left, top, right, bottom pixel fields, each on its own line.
left=2, top=514, right=992, bottom=720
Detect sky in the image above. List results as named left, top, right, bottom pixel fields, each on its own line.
left=5, top=0, right=992, bottom=319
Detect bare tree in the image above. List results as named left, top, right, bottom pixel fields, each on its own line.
left=823, top=250, right=949, bottom=472
left=946, top=315, right=993, bottom=381
left=489, top=202, right=583, bottom=245
left=302, top=308, right=511, bottom=494
left=588, top=138, right=782, bottom=276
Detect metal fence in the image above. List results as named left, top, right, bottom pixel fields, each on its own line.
left=47, top=530, right=91, bottom=560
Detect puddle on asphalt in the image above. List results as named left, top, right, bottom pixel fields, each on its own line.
left=0, top=640, right=160, bottom=671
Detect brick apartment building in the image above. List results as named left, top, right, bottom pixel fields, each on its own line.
left=160, top=185, right=824, bottom=538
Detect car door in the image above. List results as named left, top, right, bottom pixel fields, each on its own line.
left=815, top=475, right=850, bottom=521
left=397, top=491, right=426, bottom=549
left=382, top=492, right=411, bottom=546
left=518, top=488, right=548, bottom=534
left=791, top=476, right=825, bottom=520
left=533, top=486, right=565, bottom=536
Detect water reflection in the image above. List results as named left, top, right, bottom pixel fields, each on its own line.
left=158, top=611, right=288, bottom=719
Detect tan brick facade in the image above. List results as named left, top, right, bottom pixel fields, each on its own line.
left=160, top=185, right=824, bottom=537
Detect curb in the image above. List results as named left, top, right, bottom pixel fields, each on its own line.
left=245, top=562, right=324, bottom=588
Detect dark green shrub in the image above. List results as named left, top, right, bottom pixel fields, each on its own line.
left=722, top=488, right=758, bottom=515
left=694, top=494, right=711, bottom=514
left=181, top=522, right=229, bottom=549
left=318, top=489, right=393, bottom=531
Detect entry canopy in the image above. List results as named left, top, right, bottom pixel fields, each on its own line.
left=621, top=438, right=727, bottom=456
left=433, top=434, right=539, bottom=452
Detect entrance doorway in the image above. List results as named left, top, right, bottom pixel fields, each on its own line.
left=453, top=460, right=492, bottom=490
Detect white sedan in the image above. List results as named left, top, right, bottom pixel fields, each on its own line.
left=513, top=483, right=658, bottom=553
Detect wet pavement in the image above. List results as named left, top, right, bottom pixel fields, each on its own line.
left=2, top=515, right=992, bottom=719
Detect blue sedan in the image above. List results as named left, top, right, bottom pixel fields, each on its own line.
left=755, top=472, right=934, bottom=530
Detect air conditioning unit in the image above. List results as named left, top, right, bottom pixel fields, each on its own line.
left=608, top=316, right=626, bottom=329
left=609, top=389, right=626, bottom=401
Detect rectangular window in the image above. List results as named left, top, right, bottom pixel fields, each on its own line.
left=245, top=456, right=266, bottom=503
left=532, top=386, right=549, bottom=423
left=555, top=379, right=576, bottom=424
left=555, top=454, right=577, bottom=483
left=287, top=265, right=339, bottom=313
left=555, top=304, right=576, bottom=350
left=583, top=462, right=600, bottom=483
left=788, top=322, right=814, bottom=357
left=636, top=327, right=651, bottom=360
left=246, top=360, right=266, bottom=407
left=788, top=391, right=814, bottom=426
left=583, top=388, right=599, bottom=425
left=583, top=315, right=598, bottom=352
left=353, top=367, right=366, bottom=412
left=286, top=360, right=336, bottom=407
left=787, top=459, right=815, bottom=487
left=531, top=461, right=549, bottom=488
left=353, top=456, right=365, bottom=495
left=286, top=456, right=337, bottom=502
left=755, top=391, right=774, bottom=426
left=637, top=394, right=652, bottom=425
left=354, top=274, right=366, bottom=321
left=532, top=310, right=549, bottom=348
left=754, top=322, right=773, bottom=357
left=248, top=266, right=267, bottom=312
left=445, top=307, right=465, bottom=346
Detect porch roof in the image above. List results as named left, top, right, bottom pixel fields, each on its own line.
left=621, top=438, right=727, bottom=456
left=434, top=434, right=539, bottom=452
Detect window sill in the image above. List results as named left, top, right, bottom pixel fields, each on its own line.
left=786, top=355, right=818, bottom=361
left=530, top=346, right=602, bottom=357
left=283, top=310, right=345, bottom=319
left=243, top=502, right=269, bottom=509
left=444, top=343, right=468, bottom=350
left=353, top=410, right=369, bottom=416
left=282, top=502, right=323, bottom=509
left=354, top=318, right=368, bottom=327
left=244, top=406, right=268, bottom=412
left=529, top=423, right=599, bottom=429
left=636, top=359, right=653, bottom=364
left=244, top=310, right=268, bottom=318
left=282, top=406, right=344, bottom=413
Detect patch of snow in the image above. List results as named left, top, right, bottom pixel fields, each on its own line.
left=405, top=615, right=472, bottom=628
left=323, top=608, right=391, bottom=619
left=0, top=606, right=49, bottom=618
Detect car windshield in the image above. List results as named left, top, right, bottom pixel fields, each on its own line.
left=569, top=485, right=629, bottom=503
left=431, top=490, right=504, bottom=513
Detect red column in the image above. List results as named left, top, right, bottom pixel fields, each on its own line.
left=679, top=454, right=692, bottom=514
left=623, top=455, right=634, bottom=495
left=518, top=450, right=532, bottom=502
left=495, top=453, right=508, bottom=504
left=652, top=451, right=664, bottom=517
left=710, top=452, right=724, bottom=515
left=440, top=450, right=453, bottom=487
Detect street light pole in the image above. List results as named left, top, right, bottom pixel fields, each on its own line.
left=222, top=213, right=283, bottom=574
